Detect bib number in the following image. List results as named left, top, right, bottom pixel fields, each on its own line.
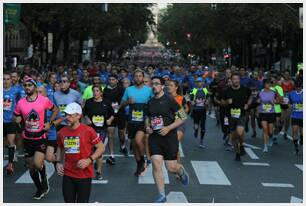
left=195, top=98, right=205, bottom=107
left=112, top=102, right=119, bottom=113
left=230, top=108, right=241, bottom=118
left=263, top=104, right=272, bottom=112
left=151, top=116, right=164, bottom=130
left=131, top=110, right=144, bottom=122
left=224, top=117, right=229, bottom=125
left=64, top=136, right=80, bottom=154
left=294, top=103, right=303, bottom=112
left=92, top=115, right=104, bottom=127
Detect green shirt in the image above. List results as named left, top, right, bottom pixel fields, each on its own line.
left=270, top=85, right=283, bottom=113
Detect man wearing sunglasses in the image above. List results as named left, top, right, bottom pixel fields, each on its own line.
left=14, top=77, right=59, bottom=200
left=146, top=76, right=189, bottom=203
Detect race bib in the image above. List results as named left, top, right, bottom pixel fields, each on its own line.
left=294, top=103, right=303, bottom=112
left=131, top=110, right=144, bottom=122
left=92, top=115, right=104, bottom=127
left=151, top=116, right=164, bottom=130
left=112, top=102, right=119, bottom=113
left=263, top=104, right=272, bottom=112
left=64, top=136, right=80, bottom=154
left=283, top=97, right=289, bottom=104
left=3, top=99, right=12, bottom=111
left=230, top=108, right=241, bottom=118
left=195, top=98, right=205, bottom=107
left=224, top=117, right=229, bottom=125
left=59, top=104, right=67, bottom=116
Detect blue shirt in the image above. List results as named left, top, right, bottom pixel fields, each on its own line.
left=46, top=84, right=54, bottom=100
left=3, top=86, right=21, bottom=123
left=240, top=76, right=251, bottom=87
left=289, top=90, right=303, bottom=119
left=46, top=95, right=62, bottom=140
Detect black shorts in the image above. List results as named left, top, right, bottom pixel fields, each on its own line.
left=229, top=115, right=247, bottom=132
left=192, top=109, right=207, bottom=122
left=259, top=113, right=276, bottom=124
left=108, top=115, right=126, bottom=130
left=23, top=138, right=47, bottom=158
left=280, top=104, right=289, bottom=110
left=96, top=129, right=107, bottom=144
left=149, top=133, right=178, bottom=160
left=4, top=122, right=18, bottom=136
left=275, top=113, right=281, bottom=118
left=127, top=123, right=145, bottom=139
left=291, top=118, right=303, bottom=127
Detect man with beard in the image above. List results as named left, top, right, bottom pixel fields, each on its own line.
left=14, top=77, right=59, bottom=199
left=120, top=69, right=153, bottom=176
left=146, top=76, right=189, bottom=203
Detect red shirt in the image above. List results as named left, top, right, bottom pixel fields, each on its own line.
left=57, top=124, right=101, bottom=179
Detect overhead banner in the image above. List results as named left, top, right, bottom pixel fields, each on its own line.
left=4, top=4, right=21, bottom=24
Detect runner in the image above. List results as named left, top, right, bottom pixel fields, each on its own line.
left=224, top=73, right=252, bottom=161
left=257, top=79, right=279, bottom=152
left=36, top=85, right=63, bottom=164
left=4, top=72, right=21, bottom=175
left=83, top=85, right=114, bottom=179
left=288, top=80, right=303, bottom=154
left=167, top=79, right=190, bottom=174
left=120, top=69, right=153, bottom=176
left=146, top=76, right=189, bottom=203
left=190, top=77, right=209, bottom=148
left=82, top=74, right=105, bottom=101
left=14, top=77, right=59, bottom=199
left=56, top=102, right=105, bottom=203
left=102, top=74, right=126, bottom=165
left=280, top=70, right=294, bottom=140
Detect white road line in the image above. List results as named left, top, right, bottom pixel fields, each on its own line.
left=245, top=148, right=259, bottom=160
left=138, top=163, right=169, bottom=184
left=166, top=191, right=188, bottom=203
left=242, top=162, right=270, bottom=166
left=92, top=180, right=108, bottom=184
left=16, top=161, right=55, bottom=184
left=191, top=161, right=231, bottom=185
left=179, top=142, right=184, bottom=157
left=290, top=196, right=303, bottom=203
left=279, top=131, right=293, bottom=141
left=294, top=164, right=303, bottom=171
left=243, top=143, right=261, bottom=150
left=261, top=183, right=295, bottom=188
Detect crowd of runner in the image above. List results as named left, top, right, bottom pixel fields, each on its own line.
left=3, top=62, right=303, bottom=202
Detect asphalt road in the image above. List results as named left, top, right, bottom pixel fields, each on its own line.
left=3, top=113, right=303, bottom=203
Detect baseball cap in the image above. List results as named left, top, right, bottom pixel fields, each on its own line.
left=24, top=77, right=37, bottom=87
left=64, top=102, right=82, bottom=115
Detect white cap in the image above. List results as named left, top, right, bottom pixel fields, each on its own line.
left=64, top=102, right=82, bottom=115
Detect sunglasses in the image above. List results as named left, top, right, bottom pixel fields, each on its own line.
left=23, top=83, right=34, bottom=87
left=152, top=82, right=162, bottom=86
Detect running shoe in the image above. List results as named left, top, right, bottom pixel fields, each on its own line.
left=268, top=138, right=273, bottom=147
left=32, top=190, right=44, bottom=200
left=154, top=194, right=167, bottom=203
left=199, top=140, right=206, bottom=148
left=95, top=172, right=103, bottom=180
left=263, top=145, right=268, bottom=153
left=178, top=166, right=189, bottom=186
left=106, top=157, right=116, bottom=165
left=121, top=147, right=129, bottom=157
left=41, top=176, right=50, bottom=195
left=6, top=163, right=14, bottom=176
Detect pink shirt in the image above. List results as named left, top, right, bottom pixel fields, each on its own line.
left=14, top=94, right=54, bottom=140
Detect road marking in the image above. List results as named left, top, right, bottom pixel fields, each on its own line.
left=166, top=191, right=188, bottom=203
left=261, top=183, right=295, bottom=188
left=294, top=164, right=303, bottom=171
left=279, top=131, right=293, bottom=141
left=243, top=143, right=261, bottom=150
left=245, top=148, right=259, bottom=159
left=16, top=161, right=55, bottom=184
left=92, top=180, right=108, bottom=184
left=179, top=142, right=184, bottom=157
left=290, top=196, right=303, bottom=203
left=191, top=161, right=231, bottom=185
left=103, top=154, right=134, bottom=157
left=138, top=163, right=169, bottom=184
left=3, top=160, right=8, bottom=167
left=242, top=162, right=270, bottom=166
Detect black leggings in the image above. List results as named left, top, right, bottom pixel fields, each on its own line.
left=62, top=175, right=92, bottom=203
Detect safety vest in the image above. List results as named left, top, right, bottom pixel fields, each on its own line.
left=190, top=88, right=208, bottom=100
